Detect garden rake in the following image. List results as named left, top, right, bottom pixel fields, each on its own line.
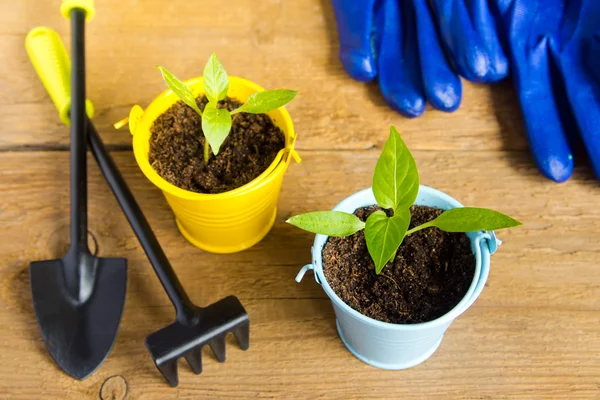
left=26, top=25, right=250, bottom=387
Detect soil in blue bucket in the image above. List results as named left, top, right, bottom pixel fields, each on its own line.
left=149, top=96, right=285, bottom=194
left=322, top=205, right=476, bottom=324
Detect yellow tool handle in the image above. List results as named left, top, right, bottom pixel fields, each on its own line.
left=25, top=27, right=94, bottom=125
left=61, top=0, right=95, bottom=21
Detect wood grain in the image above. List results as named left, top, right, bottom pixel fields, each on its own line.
left=0, top=151, right=599, bottom=399
left=2, top=0, right=600, bottom=398
left=2, top=0, right=528, bottom=153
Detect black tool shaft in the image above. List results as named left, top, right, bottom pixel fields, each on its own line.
left=69, top=9, right=88, bottom=252
left=87, top=120, right=196, bottom=321
left=64, top=8, right=92, bottom=299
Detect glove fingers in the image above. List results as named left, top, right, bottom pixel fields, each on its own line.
left=513, top=36, right=574, bottom=182
left=430, top=0, right=507, bottom=83
left=412, top=0, right=462, bottom=112
left=377, top=0, right=426, bottom=117
left=559, top=12, right=600, bottom=179
left=465, top=0, right=509, bottom=82
left=590, top=32, right=600, bottom=82
left=331, top=0, right=378, bottom=82
left=430, top=0, right=489, bottom=82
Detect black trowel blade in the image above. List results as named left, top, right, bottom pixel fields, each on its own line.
left=30, top=256, right=127, bottom=380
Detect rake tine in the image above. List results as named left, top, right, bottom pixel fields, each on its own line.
left=233, top=323, right=250, bottom=350
left=185, top=348, right=203, bottom=375
left=209, top=336, right=227, bottom=362
left=157, top=360, right=179, bottom=388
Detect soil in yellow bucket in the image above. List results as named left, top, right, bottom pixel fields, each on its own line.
left=149, top=96, right=285, bottom=194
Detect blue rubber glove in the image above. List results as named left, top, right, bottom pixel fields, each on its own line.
left=429, top=0, right=509, bottom=82
left=557, top=2, right=600, bottom=181
left=331, top=0, right=509, bottom=117
left=591, top=32, right=600, bottom=82
left=494, top=0, right=600, bottom=182
left=332, top=0, right=461, bottom=117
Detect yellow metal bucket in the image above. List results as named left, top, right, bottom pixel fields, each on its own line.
left=123, top=76, right=299, bottom=254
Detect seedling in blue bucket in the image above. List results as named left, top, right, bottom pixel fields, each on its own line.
left=287, top=126, right=521, bottom=274
left=156, top=54, right=297, bottom=164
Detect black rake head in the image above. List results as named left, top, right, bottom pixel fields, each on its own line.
left=145, top=295, right=250, bottom=387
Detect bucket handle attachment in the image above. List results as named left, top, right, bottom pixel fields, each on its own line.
left=113, top=105, right=145, bottom=135
left=449, top=230, right=499, bottom=318
left=288, top=148, right=302, bottom=164
left=283, top=127, right=301, bottom=164
left=295, top=247, right=322, bottom=284
left=481, top=230, right=501, bottom=254
left=295, top=264, right=314, bottom=283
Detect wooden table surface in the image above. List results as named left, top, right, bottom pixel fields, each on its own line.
left=2, top=1, right=600, bottom=399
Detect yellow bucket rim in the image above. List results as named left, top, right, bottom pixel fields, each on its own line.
left=126, top=76, right=299, bottom=200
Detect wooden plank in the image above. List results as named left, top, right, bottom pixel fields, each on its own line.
left=0, top=150, right=598, bottom=399
left=3, top=0, right=528, bottom=152
left=3, top=0, right=600, bottom=398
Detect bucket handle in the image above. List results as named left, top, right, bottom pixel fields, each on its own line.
left=113, top=105, right=145, bottom=135
left=482, top=230, right=501, bottom=254
left=113, top=105, right=302, bottom=165
left=451, top=230, right=500, bottom=318
left=295, top=232, right=500, bottom=288
left=287, top=147, right=302, bottom=164
left=295, top=264, right=316, bottom=283
left=296, top=246, right=322, bottom=285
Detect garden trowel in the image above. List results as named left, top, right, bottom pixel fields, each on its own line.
left=26, top=3, right=127, bottom=380
left=26, top=21, right=249, bottom=387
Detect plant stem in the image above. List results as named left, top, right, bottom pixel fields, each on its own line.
left=405, top=222, right=433, bottom=236
left=203, top=140, right=210, bottom=164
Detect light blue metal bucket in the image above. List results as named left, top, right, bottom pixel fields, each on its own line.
left=296, top=185, right=499, bottom=369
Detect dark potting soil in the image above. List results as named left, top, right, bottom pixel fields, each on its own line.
left=149, top=96, right=285, bottom=194
left=322, top=205, right=476, bottom=324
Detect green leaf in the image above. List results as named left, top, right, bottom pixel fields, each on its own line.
left=286, top=211, right=365, bottom=237
left=203, top=53, right=229, bottom=103
left=364, top=209, right=411, bottom=274
left=231, top=89, right=297, bottom=115
left=407, top=207, right=522, bottom=235
left=156, top=66, right=203, bottom=116
left=372, top=126, right=419, bottom=214
left=201, top=102, right=232, bottom=155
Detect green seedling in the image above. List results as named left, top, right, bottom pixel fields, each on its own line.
left=157, top=54, right=297, bottom=163
left=287, top=126, right=521, bottom=274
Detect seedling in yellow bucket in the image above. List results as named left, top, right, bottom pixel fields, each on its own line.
left=122, top=62, right=299, bottom=252
left=157, top=54, right=297, bottom=164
